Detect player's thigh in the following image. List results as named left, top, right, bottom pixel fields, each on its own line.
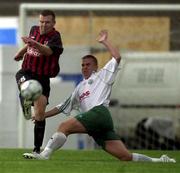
left=58, top=117, right=87, bottom=135
left=36, top=76, right=50, bottom=98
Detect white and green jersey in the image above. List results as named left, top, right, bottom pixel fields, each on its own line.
left=56, top=57, right=120, bottom=115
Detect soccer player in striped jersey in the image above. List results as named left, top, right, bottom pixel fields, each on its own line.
left=23, top=30, right=175, bottom=163
left=14, top=10, right=63, bottom=154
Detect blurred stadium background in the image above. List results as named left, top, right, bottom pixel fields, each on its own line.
left=0, top=0, right=180, bottom=151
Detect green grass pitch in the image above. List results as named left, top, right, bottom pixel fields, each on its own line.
left=0, top=149, right=179, bottom=173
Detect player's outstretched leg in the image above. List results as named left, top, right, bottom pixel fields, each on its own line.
left=159, top=155, right=176, bottom=163
left=132, top=153, right=176, bottom=163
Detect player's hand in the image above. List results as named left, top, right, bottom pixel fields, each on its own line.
left=31, top=115, right=36, bottom=123
left=14, top=55, right=23, bottom=61
left=14, top=53, right=24, bottom=61
left=22, top=37, right=37, bottom=47
left=97, top=30, right=108, bottom=43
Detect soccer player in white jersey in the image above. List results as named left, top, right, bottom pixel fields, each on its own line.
left=23, top=30, right=176, bottom=163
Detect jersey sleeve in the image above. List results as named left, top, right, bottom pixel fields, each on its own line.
left=55, top=87, right=79, bottom=115
left=98, top=57, right=120, bottom=84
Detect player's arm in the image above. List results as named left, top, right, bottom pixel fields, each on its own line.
left=31, top=107, right=60, bottom=121
left=97, top=30, right=121, bottom=64
left=33, top=41, right=53, bottom=56
left=22, top=36, right=53, bottom=56
left=44, top=97, right=72, bottom=119
left=44, top=91, right=78, bottom=119
left=14, top=45, right=28, bottom=61
left=44, top=107, right=60, bottom=118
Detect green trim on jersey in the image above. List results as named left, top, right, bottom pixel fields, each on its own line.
left=75, top=105, right=120, bottom=149
left=58, top=95, right=71, bottom=112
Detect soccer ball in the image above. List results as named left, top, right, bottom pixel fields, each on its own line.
left=20, top=79, right=42, bottom=101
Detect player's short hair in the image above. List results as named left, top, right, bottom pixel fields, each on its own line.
left=82, top=55, right=98, bottom=66
left=40, top=9, right=56, bottom=21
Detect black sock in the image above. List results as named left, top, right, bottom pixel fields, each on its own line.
left=34, top=120, right=46, bottom=152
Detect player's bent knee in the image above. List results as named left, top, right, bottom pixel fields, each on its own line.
left=58, top=121, right=70, bottom=135
left=58, top=118, right=86, bottom=135
left=34, top=112, right=45, bottom=121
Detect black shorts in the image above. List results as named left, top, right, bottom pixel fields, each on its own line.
left=75, top=105, right=120, bottom=149
left=15, top=69, right=50, bottom=98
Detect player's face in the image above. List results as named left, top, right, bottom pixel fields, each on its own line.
left=81, top=58, right=97, bottom=79
left=39, top=15, right=55, bottom=35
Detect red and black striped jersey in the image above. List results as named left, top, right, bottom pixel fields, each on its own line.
left=22, top=26, right=63, bottom=77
